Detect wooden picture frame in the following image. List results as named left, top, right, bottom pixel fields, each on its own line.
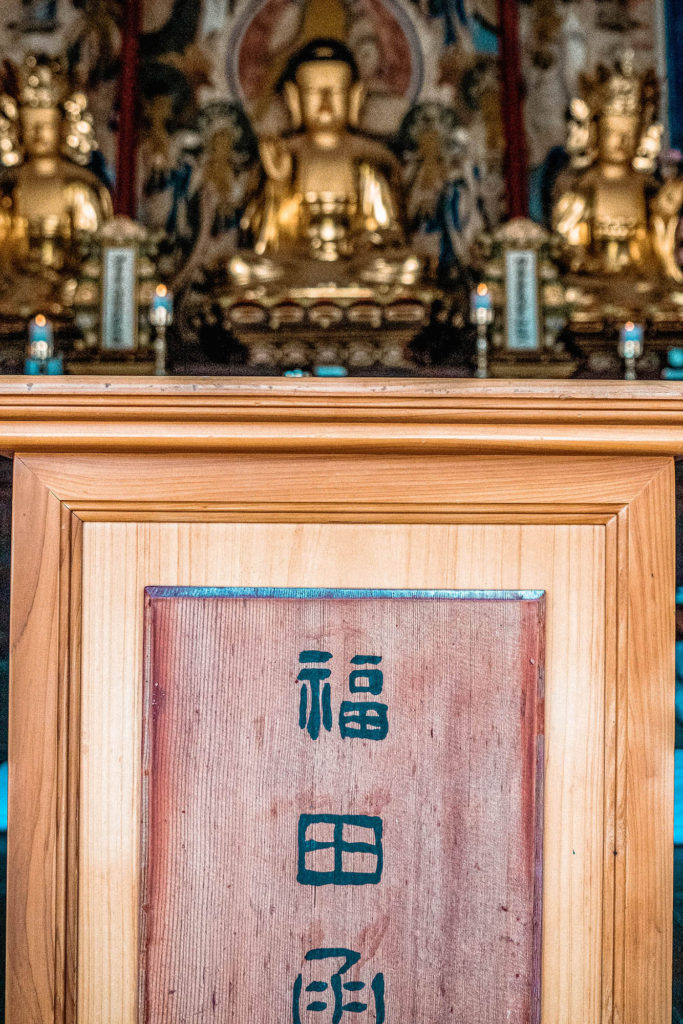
left=1, top=377, right=677, bottom=1024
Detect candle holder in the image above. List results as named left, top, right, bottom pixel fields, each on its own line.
left=149, top=285, right=174, bottom=376
left=25, top=314, right=63, bottom=375
left=618, top=322, right=644, bottom=381
left=470, top=284, right=494, bottom=379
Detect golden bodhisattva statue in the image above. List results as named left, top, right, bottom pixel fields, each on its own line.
left=551, top=52, right=683, bottom=373
left=189, top=39, right=440, bottom=369
left=0, top=55, right=113, bottom=317
left=552, top=51, right=662, bottom=277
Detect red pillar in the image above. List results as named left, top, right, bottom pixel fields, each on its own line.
left=496, top=0, right=529, bottom=218
left=115, top=0, right=142, bottom=216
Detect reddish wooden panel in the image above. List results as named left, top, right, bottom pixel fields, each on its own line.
left=141, top=589, right=544, bottom=1024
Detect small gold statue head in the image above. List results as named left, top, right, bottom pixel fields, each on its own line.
left=18, top=55, right=66, bottom=159
left=595, top=51, right=644, bottom=166
left=20, top=107, right=60, bottom=157
left=0, top=53, right=99, bottom=169
left=281, top=39, right=365, bottom=134
left=597, top=111, right=639, bottom=166
left=566, top=50, right=661, bottom=173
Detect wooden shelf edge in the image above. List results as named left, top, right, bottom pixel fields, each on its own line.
left=0, top=377, right=682, bottom=454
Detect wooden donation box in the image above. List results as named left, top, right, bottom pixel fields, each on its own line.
left=2, top=379, right=676, bottom=1024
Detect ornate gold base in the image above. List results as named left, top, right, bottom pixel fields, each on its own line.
left=488, top=357, right=579, bottom=379
left=234, top=327, right=418, bottom=369
left=563, top=272, right=683, bottom=375
left=0, top=268, right=71, bottom=324
left=186, top=276, right=447, bottom=370
left=566, top=272, right=683, bottom=335
left=66, top=359, right=156, bottom=375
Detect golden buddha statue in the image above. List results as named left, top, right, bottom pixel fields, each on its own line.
left=0, top=55, right=113, bottom=292
left=187, top=38, right=440, bottom=369
left=228, top=38, right=419, bottom=287
left=552, top=51, right=662, bottom=277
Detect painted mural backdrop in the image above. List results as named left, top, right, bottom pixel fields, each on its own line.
left=132, top=0, right=505, bottom=277
left=0, top=0, right=667, bottom=255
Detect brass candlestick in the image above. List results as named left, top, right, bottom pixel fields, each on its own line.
left=618, top=321, right=644, bottom=380
left=149, top=285, right=174, bottom=376
left=471, top=284, right=493, bottom=378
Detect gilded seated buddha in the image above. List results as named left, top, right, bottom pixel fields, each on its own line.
left=552, top=52, right=662, bottom=277
left=186, top=38, right=445, bottom=368
left=212, top=38, right=421, bottom=289
left=0, top=54, right=113, bottom=308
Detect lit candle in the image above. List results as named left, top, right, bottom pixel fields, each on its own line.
left=619, top=320, right=644, bottom=357
left=619, top=321, right=644, bottom=381
left=27, top=314, right=54, bottom=361
left=471, top=283, right=493, bottom=325
left=150, top=284, right=174, bottom=376
left=470, top=283, right=492, bottom=379
left=150, top=284, right=174, bottom=327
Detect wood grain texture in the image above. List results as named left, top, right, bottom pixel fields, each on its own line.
left=7, top=459, right=61, bottom=1022
left=19, top=454, right=668, bottom=510
left=623, top=464, right=674, bottom=1024
left=61, top=509, right=82, bottom=1024
left=0, top=378, right=683, bottom=454
left=141, top=592, right=544, bottom=1024
left=79, top=521, right=605, bottom=1024
left=7, top=473, right=82, bottom=1024
left=5, top=440, right=674, bottom=1024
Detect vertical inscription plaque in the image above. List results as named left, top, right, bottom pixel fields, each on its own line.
left=101, top=245, right=137, bottom=351
left=504, top=249, right=541, bottom=352
left=141, top=588, right=545, bottom=1023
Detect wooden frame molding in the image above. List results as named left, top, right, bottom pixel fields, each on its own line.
left=2, top=379, right=677, bottom=1024
left=0, top=378, right=682, bottom=453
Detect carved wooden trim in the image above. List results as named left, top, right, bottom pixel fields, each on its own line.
left=13, top=453, right=669, bottom=507
left=70, top=508, right=619, bottom=524
left=8, top=463, right=69, bottom=1022
left=0, top=379, right=681, bottom=453
left=6, top=451, right=674, bottom=1024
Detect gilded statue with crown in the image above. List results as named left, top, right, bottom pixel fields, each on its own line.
left=552, top=51, right=663, bottom=278
left=550, top=50, right=683, bottom=362
left=0, top=55, right=113, bottom=317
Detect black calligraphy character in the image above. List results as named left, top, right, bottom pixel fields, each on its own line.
left=298, top=650, right=333, bottom=740
left=339, top=656, right=388, bottom=740
left=293, top=947, right=385, bottom=1024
